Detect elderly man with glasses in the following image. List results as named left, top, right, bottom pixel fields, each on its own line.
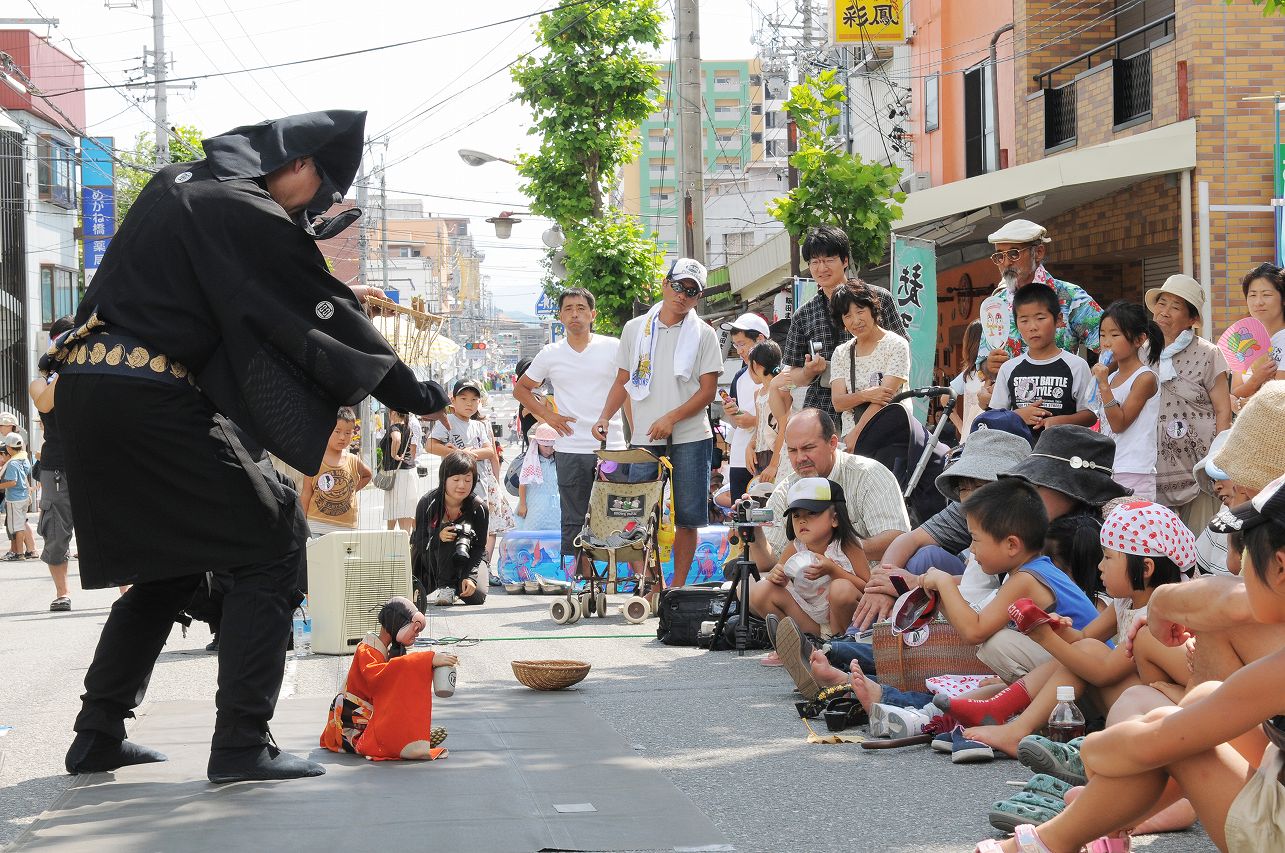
left=977, top=219, right=1103, bottom=378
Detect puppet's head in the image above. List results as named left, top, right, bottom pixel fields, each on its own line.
left=378, top=596, right=426, bottom=657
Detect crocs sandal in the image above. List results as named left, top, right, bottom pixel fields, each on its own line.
left=1084, top=833, right=1131, bottom=853
left=1017, top=734, right=1087, bottom=785
left=988, top=791, right=1065, bottom=833
left=1022, top=773, right=1073, bottom=800
left=1008, top=598, right=1055, bottom=634
left=49, top=596, right=71, bottom=612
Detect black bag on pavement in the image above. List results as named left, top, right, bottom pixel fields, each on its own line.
left=656, top=583, right=728, bottom=647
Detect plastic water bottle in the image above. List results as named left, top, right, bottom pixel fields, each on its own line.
left=1046, top=685, right=1085, bottom=742
left=292, top=598, right=312, bottom=658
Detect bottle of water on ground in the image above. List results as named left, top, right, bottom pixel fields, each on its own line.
left=292, top=597, right=312, bottom=658
left=1046, top=685, right=1085, bottom=742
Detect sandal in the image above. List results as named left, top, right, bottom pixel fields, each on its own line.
left=772, top=615, right=820, bottom=700
left=795, top=684, right=855, bottom=720
left=1018, top=734, right=1087, bottom=785
left=988, top=791, right=1065, bottom=833
left=50, top=596, right=71, bottom=612
left=976, top=825, right=1055, bottom=853
left=1084, top=833, right=1131, bottom=853
left=1008, top=598, right=1055, bottom=634
left=1023, top=773, right=1074, bottom=800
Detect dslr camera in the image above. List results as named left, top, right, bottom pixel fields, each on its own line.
left=449, top=522, right=476, bottom=566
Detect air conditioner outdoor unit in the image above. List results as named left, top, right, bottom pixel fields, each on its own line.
left=307, top=530, right=413, bottom=655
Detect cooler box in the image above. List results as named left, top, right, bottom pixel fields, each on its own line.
left=307, top=529, right=412, bottom=655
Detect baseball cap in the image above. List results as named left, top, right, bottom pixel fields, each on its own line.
left=720, top=312, right=771, bottom=338
left=452, top=379, right=485, bottom=398
left=1209, top=472, right=1285, bottom=535
left=4, top=432, right=23, bottom=448
left=0, top=412, right=17, bottom=426
left=785, top=477, right=846, bottom=514
left=667, top=257, right=707, bottom=289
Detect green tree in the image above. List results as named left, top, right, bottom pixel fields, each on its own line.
left=1241, top=0, right=1285, bottom=13
left=767, top=69, right=905, bottom=273
left=511, top=0, right=666, bottom=333
left=115, top=125, right=205, bottom=222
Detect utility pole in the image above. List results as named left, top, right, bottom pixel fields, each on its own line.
left=675, top=0, right=704, bottom=264
left=378, top=143, right=389, bottom=294
left=150, top=0, right=168, bottom=166
left=355, top=147, right=374, bottom=468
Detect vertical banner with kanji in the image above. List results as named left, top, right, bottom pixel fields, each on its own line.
left=891, top=234, right=937, bottom=422
left=80, top=136, right=115, bottom=285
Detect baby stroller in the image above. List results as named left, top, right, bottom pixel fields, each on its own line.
left=549, top=444, right=674, bottom=626
left=851, top=386, right=957, bottom=527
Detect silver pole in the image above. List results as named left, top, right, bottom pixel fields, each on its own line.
left=152, top=0, right=168, bottom=166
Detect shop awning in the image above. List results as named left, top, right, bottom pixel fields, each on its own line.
left=728, top=119, right=1198, bottom=297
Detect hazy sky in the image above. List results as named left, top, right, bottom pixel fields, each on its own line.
left=27, top=0, right=764, bottom=315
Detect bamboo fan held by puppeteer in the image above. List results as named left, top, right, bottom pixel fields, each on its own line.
left=364, top=294, right=444, bottom=368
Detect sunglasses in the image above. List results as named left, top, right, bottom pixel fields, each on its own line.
left=670, top=279, right=702, bottom=298
left=990, top=247, right=1032, bottom=265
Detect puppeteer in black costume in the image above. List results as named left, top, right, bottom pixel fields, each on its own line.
left=53, top=110, right=448, bottom=783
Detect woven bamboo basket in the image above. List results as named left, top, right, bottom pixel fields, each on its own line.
left=511, top=659, right=591, bottom=691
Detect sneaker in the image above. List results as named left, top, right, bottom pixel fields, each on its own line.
left=950, top=726, right=995, bottom=764
left=931, top=730, right=955, bottom=753
left=924, top=713, right=957, bottom=753
left=2, top=552, right=22, bottom=562
left=434, top=587, right=455, bottom=606
left=867, top=703, right=931, bottom=739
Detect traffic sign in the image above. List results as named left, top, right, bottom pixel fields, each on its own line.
left=535, top=292, right=557, bottom=316
left=551, top=322, right=566, bottom=343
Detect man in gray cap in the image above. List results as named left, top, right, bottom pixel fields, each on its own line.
left=978, top=219, right=1103, bottom=378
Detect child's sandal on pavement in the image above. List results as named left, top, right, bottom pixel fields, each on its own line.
left=1083, top=833, right=1131, bottom=853
left=975, top=824, right=1054, bottom=853
left=988, top=791, right=1065, bottom=833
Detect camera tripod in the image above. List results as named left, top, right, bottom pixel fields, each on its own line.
left=711, top=522, right=762, bottom=656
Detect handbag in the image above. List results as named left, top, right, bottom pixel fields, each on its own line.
left=503, top=456, right=521, bottom=497
left=372, top=469, right=396, bottom=491
left=871, top=617, right=994, bottom=693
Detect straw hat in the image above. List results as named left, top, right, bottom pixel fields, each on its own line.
left=1212, top=380, right=1285, bottom=492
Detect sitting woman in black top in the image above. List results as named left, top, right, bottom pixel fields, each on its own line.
left=412, top=451, right=489, bottom=608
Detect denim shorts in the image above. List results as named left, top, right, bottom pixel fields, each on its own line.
left=628, top=438, right=711, bottom=529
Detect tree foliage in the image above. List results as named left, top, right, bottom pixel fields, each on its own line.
left=767, top=69, right=905, bottom=272
left=1240, top=0, right=1285, bottom=14
left=511, top=0, right=666, bottom=333
left=115, top=125, right=205, bottom=222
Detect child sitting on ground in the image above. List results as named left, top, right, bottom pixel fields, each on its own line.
left=748, top=477, right=869, bottom=644
left=974, top=474, right=1285, bottom=853
left=939, top=501, right=1195, bottom=759
left=300, top=407, right=372, bottom=538
left=0, top=433, right=35, bottom=560
left=321, top=595, right=458, bottom=761
left=989, top=284, right=1096, bottom=433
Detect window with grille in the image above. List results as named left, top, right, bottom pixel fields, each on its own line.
left=37, top=135, right=75, bottom=209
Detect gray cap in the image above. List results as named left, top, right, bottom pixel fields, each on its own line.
left=936, top=429, right=1033, bottom=502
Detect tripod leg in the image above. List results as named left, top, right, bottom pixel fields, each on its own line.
left=738, top=560, right=752, bottom=656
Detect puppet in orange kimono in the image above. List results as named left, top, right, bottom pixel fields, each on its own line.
left=320, top=596, right=458, bottom=760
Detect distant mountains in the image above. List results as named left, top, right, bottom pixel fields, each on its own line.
left=497, top=309, right=543, bottom=325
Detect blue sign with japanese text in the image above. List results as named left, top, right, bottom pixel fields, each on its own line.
left=82, top=187, right=115, bottom=271
left=81, top=136, right=114, bottom=188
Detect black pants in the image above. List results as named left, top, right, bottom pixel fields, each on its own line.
left=74, top=544, right=304, bottom=750
left=728, top=466, right=752, bottom=502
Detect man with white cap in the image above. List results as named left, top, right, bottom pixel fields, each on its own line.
left=595, top=258, right=723, bottom=587
left=978, top=219, right=1103, bottom=377
left=719, top=312, right=771, bottom=501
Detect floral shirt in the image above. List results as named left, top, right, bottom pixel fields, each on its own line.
left=975, top=265, right=1103, bottom=366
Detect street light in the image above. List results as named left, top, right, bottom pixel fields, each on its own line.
left=458, top=148, right=516, bottom=167
left=486, top=211, right=523, bottom=239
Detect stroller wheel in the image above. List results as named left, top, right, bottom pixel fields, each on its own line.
left=568, top=595, right=585, bottom=623
left=549, top=598, right=575, bottom=624
left=594, top=591, right=607, bottom=618
left=622, top=595, right=650, bottom=624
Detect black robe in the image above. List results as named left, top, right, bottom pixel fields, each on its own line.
left=61, top=111, right=447, bottom=588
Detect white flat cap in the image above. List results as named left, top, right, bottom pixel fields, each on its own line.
left=988, top=218, right=1051, bottom=245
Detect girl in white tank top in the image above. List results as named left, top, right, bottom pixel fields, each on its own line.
left=1091, top=302, right=1163, bottom=501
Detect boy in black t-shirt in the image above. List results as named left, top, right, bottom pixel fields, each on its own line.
left=989, top=284, right=1096, bottom=432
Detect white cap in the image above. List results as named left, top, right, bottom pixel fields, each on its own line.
left=988, top=218, right=1051, bottom=245
left=720, top=312, right=771, bottom=338
left=667, top=257, right=707, bottom=289
left=1055, top=685, right=1076, bottom=702
left=0, top=412, right=17, bottom=426
left=3, top=432, right=23, bottom=448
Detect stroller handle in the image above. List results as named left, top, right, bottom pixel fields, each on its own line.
left=890, top=385, right=955, bottom=404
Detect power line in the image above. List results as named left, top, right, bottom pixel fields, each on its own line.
left=43, top=0, right=603, bottom=96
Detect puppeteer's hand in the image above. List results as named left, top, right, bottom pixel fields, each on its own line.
left=434, top=653, right=459, bottom=668
left=350, top=284, right=388, bottom=304
left=591, top=419, right=610, bottom=441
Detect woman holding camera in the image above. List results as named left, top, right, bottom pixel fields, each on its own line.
left=411, top=451, right=489, bottom=608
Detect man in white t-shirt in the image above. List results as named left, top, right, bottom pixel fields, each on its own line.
left=719, top=312, right=770, bottom=501
left=514, top=288, right=626, bottom=573
left=594, top=258, right=722, bottom=587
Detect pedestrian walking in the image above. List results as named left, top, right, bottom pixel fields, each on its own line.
left=29, top=315, right=75, bottom=611
left=595, top=259, right=723, bottom=587
left=513, top=287, right=626, bottom=577
left=51, top=110, right=449, bottom=784
left=0, top=433, right=35, bottom=561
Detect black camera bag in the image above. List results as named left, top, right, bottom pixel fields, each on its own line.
left=656, top=583, right=728, bottom=647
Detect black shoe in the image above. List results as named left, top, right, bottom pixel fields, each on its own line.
left=65, top=730, right=167, bottom=774
left=205, top=635, right=219, bottom=653
left=207, top=743, right=326, bottom=784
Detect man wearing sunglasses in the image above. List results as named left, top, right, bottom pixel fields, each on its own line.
left=978, top=219, right=1103, bottom=378
left=596, top=258, right=722, bottom=587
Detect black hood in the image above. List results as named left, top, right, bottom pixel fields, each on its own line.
left=202, top=109, right=366, bottom=216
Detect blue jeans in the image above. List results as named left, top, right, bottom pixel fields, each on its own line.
left=628, top=438, right=712, bottom=529
left=905, top=545, right=966, bottom=576
left=827, top=638, right=933, bottom=709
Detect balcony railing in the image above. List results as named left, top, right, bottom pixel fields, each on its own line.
left=1034, top=12, right=1173, bottom=150
left=1045, top=83, right=1077, bottom=150
left=1113, top=49, right=1152, bottom=126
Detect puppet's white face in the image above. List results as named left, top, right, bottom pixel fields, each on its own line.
left=396, top=611, right=426, bottom=646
